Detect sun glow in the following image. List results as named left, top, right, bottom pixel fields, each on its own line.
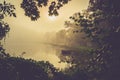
left=48, top=15, right=56, bottom=21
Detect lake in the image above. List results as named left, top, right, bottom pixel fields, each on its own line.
left=4, top=42, right=67, bottom=68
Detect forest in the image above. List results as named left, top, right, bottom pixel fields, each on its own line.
left=0, top=0, right=120, bottom=80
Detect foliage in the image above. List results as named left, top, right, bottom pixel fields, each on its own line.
left=0, top=1, right=16, bottom=64
left=0, top=21, right=10, bottom=40
left=0, top=57, right=59, bottom=80
left=0, top=45, right=10, bottom=58
left=0, top=1, right=16, bottom=19
left=48, top=0, right=71, bottom=16
left=0, top=1, right=16, bottom=65
left=64, top=0, right=120, bottom=80
left=21, top=0, right=71, bottom=20
left=0, top=1, right=16, bottom=40
left=1, top=0, right=120, bottom=80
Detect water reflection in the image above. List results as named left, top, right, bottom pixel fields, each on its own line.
left=4, top=42, right=67, bottom=68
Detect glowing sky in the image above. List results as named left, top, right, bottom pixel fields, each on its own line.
left=3, top=0, right=89, bottom=32
left=2, top=0, right=89, bottom=68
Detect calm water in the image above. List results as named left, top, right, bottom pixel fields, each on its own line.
left=4, top=42, right=67, bottom=68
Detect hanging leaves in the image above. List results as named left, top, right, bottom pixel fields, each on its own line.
left=0, top=1, right=16, bottom=40
left=0, top=21, right=10, bottom=40
left=48, top=0, right=71, bottom=16
left=21, top=0, right=71, bottom=20
left=0, top=1, right=16, bottom=18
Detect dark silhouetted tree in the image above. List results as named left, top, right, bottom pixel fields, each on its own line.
left=0, top=57, right=59, bottom=80
left=0, top=1, right=16, bottom=58
left=0, top=1, right=16, bottom=40
left=66, top=0, right=120, bottom=80
left=21, top=0, right=71, bottom=20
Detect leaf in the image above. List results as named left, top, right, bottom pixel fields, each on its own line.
left=4, top=1, right=6, bottom=5
left=12, top=13, right=16, bottom=17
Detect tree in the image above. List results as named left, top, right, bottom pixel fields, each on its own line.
left=66, top=0, right=120, bottom=80
left=0, top=1, right=16, bottom=59
left=1, top=0, right=120, bottom=80
left=0, top=1, right=16, bottom=40
left=0, top=57, right=59, bottom=80
left=21, top=0, right=71, bottom=20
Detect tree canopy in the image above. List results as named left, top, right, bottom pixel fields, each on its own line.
left=0, top=1, right=16, bottom=40
left=0, top=57, right=58, bottom=80
left=21, top=0, right=71, bottom=20
left=63, top=0, right=120, bottom=79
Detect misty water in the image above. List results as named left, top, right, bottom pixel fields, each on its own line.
left=4, top=42, right=67, bottom=68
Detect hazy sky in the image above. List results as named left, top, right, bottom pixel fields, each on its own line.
left=4, top=0, right=89, bottom=32
left=2, top=0, right=89, bottom=68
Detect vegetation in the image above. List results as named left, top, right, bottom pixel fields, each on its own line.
left=0, top=1, right=16, bottom=40
left=21, top=0, right=71, bottom=20
left=0, top=0, right=120, bottom=80
left=61, top=0, right=120, bottom=80
left=0, top=57, right=55, bottom=80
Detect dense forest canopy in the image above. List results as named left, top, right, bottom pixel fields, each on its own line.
left=0, top=0, right=120, bottom=80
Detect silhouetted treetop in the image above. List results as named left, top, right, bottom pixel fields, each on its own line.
left=48, top=0, right=70, bottom=16
left=0, top=1, right=16, bottom=19
left=0, top=1, right=16, bottom=40
left=21, top=0, right=40, bottom=21
left=21, top=0, right=71, bottom=20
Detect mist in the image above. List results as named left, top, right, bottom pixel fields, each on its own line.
left=1, top=0, right=89, bottom=68
left=1, top=21, right=95, bottom=69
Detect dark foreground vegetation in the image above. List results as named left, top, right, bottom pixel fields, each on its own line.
left=0, top=0, right=120, bottom=80
left=0, top=52, right=89, bottom=80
